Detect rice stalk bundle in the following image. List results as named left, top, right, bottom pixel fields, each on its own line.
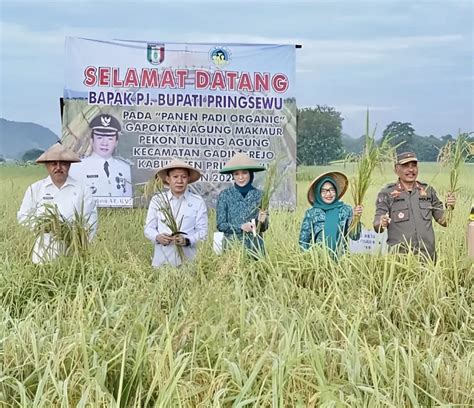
left=31, top=203, right=92, bottom=258
left=154, top=189, right=186, bottom=263
left=348, top=111, right=396, bottom=234
left=437, top=132, right=470, bottom=223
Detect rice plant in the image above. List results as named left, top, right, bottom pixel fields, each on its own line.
left=29, top=203, right=92, bottom=260
left=348, top=110, right=396, bottom=234
left=153, top=187, right=186, bottom=263
left=0, top=162, right=473, bottom=407
left=437, top=131, right=471, bottom=223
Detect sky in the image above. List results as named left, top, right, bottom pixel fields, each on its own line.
left=0, top=0, right=472, bottom=139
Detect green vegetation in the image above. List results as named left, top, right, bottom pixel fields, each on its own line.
left=297, top=107, right=474, bottom=165
left=21, top=148, right=44, bottom=162
left=1, top=163, right=473, bottom=406
left=297, top=106, right=344, bottom=165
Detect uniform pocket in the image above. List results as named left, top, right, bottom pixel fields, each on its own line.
left=418, top=199, right=432, bottom=220
left=181, top=209, right=199, bottom=228
left=391, top=200, right=410, bottom=223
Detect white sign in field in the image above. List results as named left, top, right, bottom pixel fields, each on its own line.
left=350, top=229, right=388, bottom=255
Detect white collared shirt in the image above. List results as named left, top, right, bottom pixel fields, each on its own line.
left=144, top=189, right=208, bottom=267
left=69, top=153, right=132, bottom=199
left=17, top=175, right=98, bottom=264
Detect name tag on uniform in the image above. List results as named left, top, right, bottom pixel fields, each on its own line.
left=87, top=174, right=99, bottom=178
left=42, top=196, right=54, bottom=200
left=419, top=197, right=430, bottom=201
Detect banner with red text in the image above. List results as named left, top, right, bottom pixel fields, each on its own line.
left=62, top=37, right=296, bottom=208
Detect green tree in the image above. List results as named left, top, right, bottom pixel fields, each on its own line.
left=382, top=121, right=416, bottom=153
left=22, top=148, right=44, bottom=162
left=441, top=134, right=454, bottom=143
left=297, top=106, right=343, bottom=165
left=411, top=135, right=443, bottom=161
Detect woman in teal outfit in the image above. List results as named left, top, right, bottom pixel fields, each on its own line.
left=216, top=152, right=268, bottom=255
left=299, top=171, right=363, bottom=257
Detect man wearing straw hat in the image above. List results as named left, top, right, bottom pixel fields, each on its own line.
left=144, top=158, right=208, bottom=267
left=373, top=151, right=456, bottom=260
left=17, top=143, right=98, bottom=264
left=69, top=114, right=132, bottom=204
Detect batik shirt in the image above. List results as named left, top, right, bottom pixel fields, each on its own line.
left=299, top=203, right=360, bottom=253
left=216, top=186, right=268, bottom=253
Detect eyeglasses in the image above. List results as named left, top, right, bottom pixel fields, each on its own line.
left=321, top=188, right=336, bottom=195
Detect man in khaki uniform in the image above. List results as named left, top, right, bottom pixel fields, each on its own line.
left=373, top=152, right=456, bottom=260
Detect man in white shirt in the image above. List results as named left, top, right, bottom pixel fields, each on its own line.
left=69, top=114, right=132, bottom=206
left=18, top=143, right=98, bottom=264
left=144, top=158, right=208, bottom=267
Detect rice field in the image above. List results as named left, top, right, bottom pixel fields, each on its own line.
left=0, top=162, right=473, bottom=407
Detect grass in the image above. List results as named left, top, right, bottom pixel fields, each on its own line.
left=0, top=162, right=473, bottom=406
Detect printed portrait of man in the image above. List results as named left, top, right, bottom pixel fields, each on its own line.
left=69, top=114, right=132, bottom=204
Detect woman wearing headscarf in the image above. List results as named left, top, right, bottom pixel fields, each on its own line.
left=216, top=152, right=268, bottom=255
left=299, top=171, right=363, bottom=257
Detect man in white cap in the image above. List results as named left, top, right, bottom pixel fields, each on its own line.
left=144, top=158, right=208, bottom=267
left=69, top=113, right=132, bottom=206
left=17, top=143, right=98, bottom=264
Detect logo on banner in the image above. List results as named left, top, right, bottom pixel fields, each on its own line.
left=209, top=47, right=231, bottom=67
left=147, top=43, right=165, bottom=65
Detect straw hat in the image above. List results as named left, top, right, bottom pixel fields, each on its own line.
left=219, top=152, right=266, bottom=174
left=155, top=158, right=202, bottom=184
left=307, top=171, right=348, bottom=205
left=35, top=143, right=81, bottom=163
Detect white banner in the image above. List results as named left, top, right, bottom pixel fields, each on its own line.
left=62, top=37, right=296, bottom=208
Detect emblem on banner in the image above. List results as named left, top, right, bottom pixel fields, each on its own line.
left=147, top=43, right=165, bottom=65
left=209, top=47, right=231, bottom=68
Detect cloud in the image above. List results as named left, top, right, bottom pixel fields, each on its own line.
left=166, top=31, right=466, bottom=71
left=0, top=22, right=64, bottom=59
left=333, top=104, right=399, bottom=114
left=295, top=34, right=465, bottom=71
left=0, top=22, right=63, bottom=46
left=1, top=18, right=465, bottom=67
